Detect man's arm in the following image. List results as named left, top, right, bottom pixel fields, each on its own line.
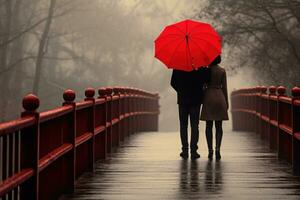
left=171, top=70, right=179, bottom=92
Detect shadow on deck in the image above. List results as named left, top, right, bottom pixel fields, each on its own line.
left=61, top=128, right=300, bottom=200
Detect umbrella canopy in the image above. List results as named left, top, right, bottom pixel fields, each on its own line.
left=154, top=19, right=222, bottom=71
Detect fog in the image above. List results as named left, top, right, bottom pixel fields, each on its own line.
left=1, top=0, right=284, bottom=131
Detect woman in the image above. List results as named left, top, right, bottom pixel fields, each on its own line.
left=200, top=55, right=229, bottom=160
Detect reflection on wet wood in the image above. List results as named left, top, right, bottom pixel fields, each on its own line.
left=60, top=127, right=300, bottom=200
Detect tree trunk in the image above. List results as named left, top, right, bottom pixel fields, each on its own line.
left=0, top=0, right=12, bottom=122
left=32, top=0, right=57, bottom=95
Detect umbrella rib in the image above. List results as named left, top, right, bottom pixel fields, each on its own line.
left=186, top=38, right=192, bottom=69
left=155, top=37, right=182, bottom=56
left=168, top=38, right=185, bottom=67
left=154, top=33, right=183, bottom=42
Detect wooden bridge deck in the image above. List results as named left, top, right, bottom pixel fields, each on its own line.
left=60, top=126, right=300, bottom=200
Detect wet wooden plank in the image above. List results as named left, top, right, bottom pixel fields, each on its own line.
left=60, top=127, right=300, bottom=200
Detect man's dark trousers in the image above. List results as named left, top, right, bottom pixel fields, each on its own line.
left=178, top=103, right=201, bottom=153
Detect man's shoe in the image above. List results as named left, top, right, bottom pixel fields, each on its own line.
left=180, top=151, right=189, bottom=159
left=216, top=150, right=221, bottom=160
left=191, top=152, right=200, bottom=160
left=208, top=150, right=214, bottom=160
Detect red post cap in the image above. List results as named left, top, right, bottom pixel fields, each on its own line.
left=22, top=94, right=39, bottom=112
left=277, top=86, right=286, bottom=96
left=106, top=87, right=113, bottom=95
left=292, top=87, right=300, bottom=97
left=269, top=86, right=276, bottom=94
left=85, top=87, right=95, bottom=99
left=119, top=87, right=125, bottom=94
left=261, top=86, right=267, bottom=93
left=63, top=89, right=76, bottom=103
left=98, top=87, right=106, bottom=97
left=255, top=86, right=261, bottom=93
left=113, top=87, right=120, bottom=94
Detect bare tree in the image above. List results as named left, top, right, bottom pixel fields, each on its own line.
left=195, top=0, right=300, bottom=87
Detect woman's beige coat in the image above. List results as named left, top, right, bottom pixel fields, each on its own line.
left=200, top=65, right=229, bottom=121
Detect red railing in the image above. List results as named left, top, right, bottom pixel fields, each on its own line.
left=231, top=86, right=300, bottom=174
left=0, top=87, right=159, bottom=200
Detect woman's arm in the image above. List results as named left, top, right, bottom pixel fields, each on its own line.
left=222, top=70, right=229, bottom=109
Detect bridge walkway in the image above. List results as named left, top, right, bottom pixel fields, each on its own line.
left=61, top=127, right=300, bottom=200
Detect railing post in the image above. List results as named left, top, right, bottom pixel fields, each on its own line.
left=255, top=86, right=262, bottom=135
left=277, top=86, right=287, bottom=159
left=127, top=88, right=133, bottom=135
left=250, top=87, right=256, bottom=132
left=134, top=88, right=138, bottom=134
left=292, top=87, right=300, bottom=174
left=20, top=94, right=40, bottom=200
left=137, top=89, right=142, bottom=132
left=131, top=88, right=137, bottom=134
left=112, top=87, right=120, bottom=147
left=123, top=88, right=129, bottom=137
left=84, top=88, right=96, bottom=172
left=236, top=89, right=241, bottom=130
left=260, top=86, right=268, bottom=140
left=99, top=87, right=112, bottom=154
left=97, top=88, right=107, bottom=159
left=268, top=86, right=277, bottom=150
left=62, top=89, right=76, bottom=194
left=106, top=87, right=113, bottom=152
left=155, top=93, right=160, bottom=131
left=119, top=87, right=126, bottom=141
left=244, top=88, right=248, bottom=131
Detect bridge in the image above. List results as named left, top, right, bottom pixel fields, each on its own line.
left=2, top=86, right=300, bottom=199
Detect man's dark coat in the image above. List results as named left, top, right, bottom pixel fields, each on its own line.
left=171, top=68, right=210, bottom=105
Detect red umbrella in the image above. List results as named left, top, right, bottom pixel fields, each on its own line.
left=154, top=19, right=222, bottom=71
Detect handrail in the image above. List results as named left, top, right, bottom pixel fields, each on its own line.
left=0, top=86, right=160, bottom=200
left=231, top=85, right=300, bottom=175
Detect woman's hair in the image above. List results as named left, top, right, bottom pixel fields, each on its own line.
left=209, top=55, right=221, bottom=66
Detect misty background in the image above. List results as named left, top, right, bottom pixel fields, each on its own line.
left=1, top=0, right=299, bottom=131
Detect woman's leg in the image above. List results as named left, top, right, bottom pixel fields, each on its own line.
left=215, top=120, right=223, bottom=151
left=205, top=121, right=213, bottom=151
left=215, top=120, right=223, bottom=160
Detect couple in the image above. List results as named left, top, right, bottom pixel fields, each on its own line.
left=171, top=55, right=228, bottom=160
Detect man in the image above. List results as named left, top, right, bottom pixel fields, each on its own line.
left=171, top=67, right=209, bottom=159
